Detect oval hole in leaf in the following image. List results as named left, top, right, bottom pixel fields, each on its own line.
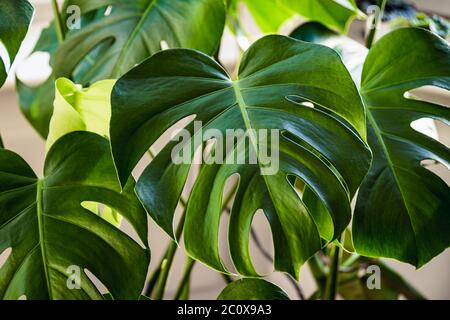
left=286, top=95, right=315, bottom=109
left=84, top=268, right=108, bottom=295
left=249, top=209, right=274, bottom=275
left=410, top=118, right=441, bottom=142
left=407, top=86, right=450, bottom=108
left=0, top=247, right=12, bottom=269
left=18, top=295, right=26, bottom=300
left=420, top=159, right=450, bottom=187
left=104, top=6, right=112, bottom=17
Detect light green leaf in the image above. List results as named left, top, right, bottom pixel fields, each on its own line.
left=217, top=278, right=290, bottom=300
left=110, top=35, right=371, bottom=278
left=0, top=132, right=149, bottom=299
left=0, top=0, right=33, bottom=88
left=55, top=0, right=226, bottom=80
left=239, top=0, right=361, bottom=34
left=46, top=78, right=115, bottom=150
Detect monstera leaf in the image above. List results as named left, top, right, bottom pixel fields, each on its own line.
left=16, top=9, right=118, bottom=138
left=54, top=0, right=226, bottom=81
left=0, top=0, right=33, bottom=88
left=218, top=279, right=290, bottom=300
left=110, top=35, right=371, bottom=278
left=292, top=25, right=450, bottom=267
left=355, top=28, right=450, bottom=267
left=0, top=132, right=150, bottom=299
left=235, top=0, right=361, bottom=34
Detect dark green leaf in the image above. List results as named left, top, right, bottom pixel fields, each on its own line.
left=0, top=132, right=149, bottom=299
left=355, top=28, right=450, bottom=267
left=0, top=0, right=33, bottom=88
left=293, top=24, right=450, bottom=267
left=55, top=0, right=226, bottom=80
left=110, top=35, right=371, bottom=278
left=217, top=278, right=290, bottom=300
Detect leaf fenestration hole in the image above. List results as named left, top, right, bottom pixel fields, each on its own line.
left=219, top=173, right=240, bottom=273
left=410, top=118, right=449, bottom=148
left=84, top=268, right=108, bottom=295
left=406, top=86, right=450, bottom=108
left=420, top=159, right=450, bottom=187
left=249, top=209, right=274, bottom=275
left=104, top=5, right=112, bottom=16
left=160, top=40, right=169, bottom=51
left=0, top=247, right=12, bottom=269
left=285, top=95, right=315, bottom=108
left=18, top=295, right=26, bottom=300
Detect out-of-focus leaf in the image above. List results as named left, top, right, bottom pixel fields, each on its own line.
left=46, top=78, right=115, bottom=150
left=0, top=0, right=33, bottom=88
left=110, top=35, right=370, bottom=278
left=218, top=279, right=290, bottom=300
left=55, top=0, right=226, bottom=80
left=238, top=0, right=362, bottom=34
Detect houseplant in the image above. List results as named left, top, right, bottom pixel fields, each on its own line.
left=0, top=0, right=448, bottom=300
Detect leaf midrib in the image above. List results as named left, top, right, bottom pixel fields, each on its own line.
left=36, top=179, right=53, bottom=299
left=366, top=111, right=418, bottom=264
left=111, top=0, right=158, bottom=77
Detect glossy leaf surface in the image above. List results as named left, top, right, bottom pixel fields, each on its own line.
left=0, top=132, right=149, bottom=299
left=110, top=35, right=371, bottom=278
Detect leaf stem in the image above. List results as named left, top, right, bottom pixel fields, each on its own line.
left=152, top=207, right=187, bottom=300
left=51, top=0, right=66, bottom=43
left=173, top=257, right=196, bottom=300
left=324, top=244, right=341, bottom=300
left=365, top=0, right=386, bottom=48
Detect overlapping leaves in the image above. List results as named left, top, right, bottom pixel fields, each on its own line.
left=110, top=35, right=371, bottom=278
left=55, top=0, right=226, bottom=80
left=0, top=132, right=149, bottom=299
left=292, top=25, right=450, bottom=267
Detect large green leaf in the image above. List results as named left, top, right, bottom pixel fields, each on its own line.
left=0, top=0, right=33, bottom=88
left=110, top=35, right=371, bottom=278
left=54, top=0, right=226, bottom=81
left=292, top=25, right=450, bottom=267
left=217, top=278, right=290, bottom=300
left=0, top=132, right=150, bottom=299
left=238, top=0, right=361, bottom=34
left=356, top=28, right=450, bottom=267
